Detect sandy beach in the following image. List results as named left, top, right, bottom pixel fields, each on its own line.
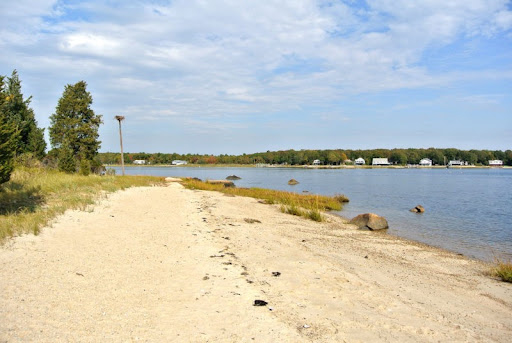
left=1, top=180, right=511, bottom=342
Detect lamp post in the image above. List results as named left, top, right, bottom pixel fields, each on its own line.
left=115, top=115, right=125, bottom=176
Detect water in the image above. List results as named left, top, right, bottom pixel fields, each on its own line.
left=111, top=166, right=512, bottom=261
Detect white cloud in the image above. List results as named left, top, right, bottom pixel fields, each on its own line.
left=1, top=0, right=511, bottom=152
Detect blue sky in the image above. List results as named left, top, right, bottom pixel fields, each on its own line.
left=1, top=0, right=511, bottom=154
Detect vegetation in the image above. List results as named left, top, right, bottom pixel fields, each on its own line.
left=1, top=70, right=46, bottom=159
left=0, top=121, right=16, bottom=184
left=0, top=167, right=164, bottom=242
left=1, top=71, right=47, bottom=185
left=49, top=81, right=103, bottom=174
left=492, top=260, right=512, bottom=283
left=98, top=147, right=512, bottom=166
left=181, top=178, right=348, bottom=222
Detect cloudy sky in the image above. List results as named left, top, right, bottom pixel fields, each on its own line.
left=1, top=0, right=511, bottom=154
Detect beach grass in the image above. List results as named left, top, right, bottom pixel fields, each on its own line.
left=0, top=167, right=164, bottom=242
left=492, top=260, right=512, bottom=283
left=181, top=178, right=347, bottom=221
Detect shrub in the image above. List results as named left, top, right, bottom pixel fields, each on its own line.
left=493, top=260, right=512, bottom=283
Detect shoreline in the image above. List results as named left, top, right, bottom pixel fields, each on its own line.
left=106, top=163, right=512, bottom=169
left=1, top=181, right=511, bottom=341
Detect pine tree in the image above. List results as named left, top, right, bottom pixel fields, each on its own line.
left=0, top=75, right=16, bottom=184
left=3, top=70, right=46, bottom=159
left=49, top=81, right=103, bottom=173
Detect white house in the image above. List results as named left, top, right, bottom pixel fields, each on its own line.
left=489, top=160, right=503, bottom=167
left=419, top=158, right=432, bottom=166
left=172, top=160, right=188, bottom=165
left=312, top=159, right=321, bottom=165
left=133, top=160, right=146, bottom=165
left=448, top=160, right=466, bottom=166
left=372, top=158, right=390, bottom=166
left=355, top=157, right=365, bottom=165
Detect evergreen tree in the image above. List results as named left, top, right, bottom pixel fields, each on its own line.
left=49, top=81, right=103, bottom=173
left=3, top=70, right=46, bottom=159
left=0, top=75, right=16, bottom=184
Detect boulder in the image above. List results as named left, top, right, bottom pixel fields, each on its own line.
left=288, top=179, right=299, bottom=185
left=349, top=213, right=389, bottom=231
left=410, top=205, right=425, bottom=213
left=226, top=175, right=241, bottom=180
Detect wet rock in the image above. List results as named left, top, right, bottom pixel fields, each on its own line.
left=288, top=179, right=299, bottom=185
left=226, top=175, right=241, bottom=180
left=349, top=213, right=389, bottom=231
left=410, top=205, right=425, bottom=213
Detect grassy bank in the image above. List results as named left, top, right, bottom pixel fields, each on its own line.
left=0, top=167, right=164, bottom=242
left=181, top=178, right=348, bottom=222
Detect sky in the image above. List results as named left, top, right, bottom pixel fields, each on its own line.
left=1, top=0, right=511, bottom=155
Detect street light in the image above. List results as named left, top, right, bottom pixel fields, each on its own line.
left=115, top=115, right=125, bottom=176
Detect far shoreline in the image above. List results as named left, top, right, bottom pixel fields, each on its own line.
left=105, top=163, right=512, bottom=169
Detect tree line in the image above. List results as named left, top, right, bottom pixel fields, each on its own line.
left=99, top=147, right=512, bottom=166
left=1, top=70, right=102, bottom=185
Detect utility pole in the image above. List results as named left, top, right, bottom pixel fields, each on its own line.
left=115, top=116, right=125, bottom=176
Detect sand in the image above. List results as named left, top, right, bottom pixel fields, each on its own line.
left=1, top=181, right=511, bottom=342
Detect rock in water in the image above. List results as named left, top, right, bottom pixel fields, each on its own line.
left=349, top=213, right=389, bottom=230
left=226, top=175, right=241, bottom=180
left=288, top=179, right=299, bottom=185
left=410, top=205, right=425, bottom=213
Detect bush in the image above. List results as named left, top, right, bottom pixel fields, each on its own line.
left=493, top=260, right=512, bottom=283
left=58, top=145, right=76, bottom=173
left=79, top=159, right=91, bottom=176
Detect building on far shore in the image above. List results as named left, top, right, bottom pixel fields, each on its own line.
left=448, top=160, right=467, bottom=166
left=133, top=160, right=146, bottom=165
left=419, top=158, right=432, bottom=166
left=355, top=157, right=365, bottom=165
left=172, top=160, right=188, bottom=165
left=489, top=160, right=503, bottom=167
left=372, top=158, right=390, bottom=166
left=312, top=159, right=321, bottom=165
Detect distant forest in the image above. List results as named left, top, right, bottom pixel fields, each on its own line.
left=99, top=148, right=512, bottom=166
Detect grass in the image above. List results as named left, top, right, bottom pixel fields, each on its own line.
left=181, top=178, right=348, bottom=222
left=0, top=167, right=165, bottom=242
left=492, top=260, right=512, bottom=283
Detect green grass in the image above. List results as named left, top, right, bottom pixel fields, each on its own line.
left=0, top=167, right=164, bottom=242
left=492, top=260, right=512, bottom=283
left=182, top=178, right=348, bottom=222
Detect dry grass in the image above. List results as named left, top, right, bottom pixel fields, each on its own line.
left=492, top=260, right=512, bottom=283
left=0, top=167, right=164, bottom=242
left=181, top=178, right=348, bottom=222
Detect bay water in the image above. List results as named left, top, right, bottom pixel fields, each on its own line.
left=112, top=166, right=511, bottom=262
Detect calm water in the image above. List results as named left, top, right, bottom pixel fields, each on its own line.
left=112, top=166, right=512, bottom=261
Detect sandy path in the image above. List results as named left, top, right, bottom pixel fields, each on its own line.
left=1, top=182, right=511, bottom=342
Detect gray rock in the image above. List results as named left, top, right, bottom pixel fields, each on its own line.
left=349, top=213, right=389, bottom=230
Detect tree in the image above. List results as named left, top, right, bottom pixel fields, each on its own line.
left=49, top=81, right=103, bottom=173
left=3, top=70, right=46, bottom=159
left=0, top=75, right=16, bottom=184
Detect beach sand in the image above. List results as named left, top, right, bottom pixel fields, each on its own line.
left=1, top=181, right=511, bottom=342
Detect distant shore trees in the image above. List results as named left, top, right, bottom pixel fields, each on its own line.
left=49, top=81, right=103, bottom=174
left=98, top=148, right=512, bottom=167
